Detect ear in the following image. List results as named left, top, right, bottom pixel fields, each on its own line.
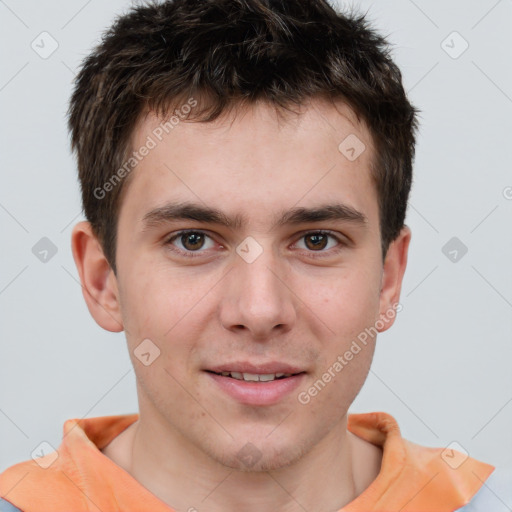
left=71, top=221, right=124, bottom=332
left=377, top=225, right=411, bottom=333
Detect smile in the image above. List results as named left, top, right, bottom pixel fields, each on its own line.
left=208, top=370, right=296, bottom=382
left=205, top=370, right=307, bottom=405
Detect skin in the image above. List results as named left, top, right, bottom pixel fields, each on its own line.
left=72, top=97, right=410, bottom=512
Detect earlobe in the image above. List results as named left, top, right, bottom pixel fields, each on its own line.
left=377, top=225, right=411, bottom=333
left=71, top=221, right=124, bottom=332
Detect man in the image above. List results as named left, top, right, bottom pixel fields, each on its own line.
left=0, top=0, right=510, bottom=510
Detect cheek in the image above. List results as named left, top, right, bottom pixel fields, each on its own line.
left=118, top=260, right=209, bottom=339
left=117, top=263, right=221, bottom=392
left=119, top=267, right=209, bottom=403
left=310, top=264, right=382, bottom=339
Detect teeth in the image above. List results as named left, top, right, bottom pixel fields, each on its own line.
left=243, top=372, right=260, bottom=381
left=217, top=371, right=294, bottom=381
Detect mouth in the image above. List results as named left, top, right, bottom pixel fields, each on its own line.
left=205, top=370, right=303, bottom=382
left=204, top=365, right=307, bottom=405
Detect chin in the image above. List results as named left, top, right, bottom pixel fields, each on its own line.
left=208, top=438, right=307, bottom=473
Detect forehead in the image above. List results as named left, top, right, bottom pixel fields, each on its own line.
left=119, top=97, right=378, bottom=230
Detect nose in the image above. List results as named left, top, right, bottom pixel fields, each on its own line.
left=219, top=243, right=297, bottom=340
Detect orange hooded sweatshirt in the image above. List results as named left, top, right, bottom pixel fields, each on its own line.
left=0, top=412, right=497, bottom=511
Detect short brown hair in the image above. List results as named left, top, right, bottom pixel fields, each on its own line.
left=68, top=0, right=419, bottom=274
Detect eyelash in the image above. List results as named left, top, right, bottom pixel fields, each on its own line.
left=164, top=229, right=347, bottom=259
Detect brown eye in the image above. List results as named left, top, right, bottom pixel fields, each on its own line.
left=294, top=231, right=344, bottom=255
left=166, top=230, right=216, bottom=254
left=304, top=233, right=329, bottom=250
left=165, top=230, right=218, bottom=258
left=180, top=232, right=205, bottom=251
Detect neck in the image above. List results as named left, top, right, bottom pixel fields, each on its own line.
left=117, top=413, right=376, bottom=512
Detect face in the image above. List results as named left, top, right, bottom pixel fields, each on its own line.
left=83, top=98, right=408, bottom=472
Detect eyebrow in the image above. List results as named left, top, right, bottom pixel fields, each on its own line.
left=141, top=201, right=367, bottom=232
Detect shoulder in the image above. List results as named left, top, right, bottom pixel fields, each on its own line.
left=0, top=457, right=82, bottom=511
left=456, top=467, right=512, bottom=511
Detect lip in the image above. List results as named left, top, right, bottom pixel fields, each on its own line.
left=206, top=361, right=305, bottom=375
left=205, top=371, right=306, bottom=406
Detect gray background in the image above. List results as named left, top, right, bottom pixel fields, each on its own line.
left=1, top=0, right=511, bottom=472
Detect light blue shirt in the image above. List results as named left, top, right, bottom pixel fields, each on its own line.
left=456, top=467, right=512, bottom=511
